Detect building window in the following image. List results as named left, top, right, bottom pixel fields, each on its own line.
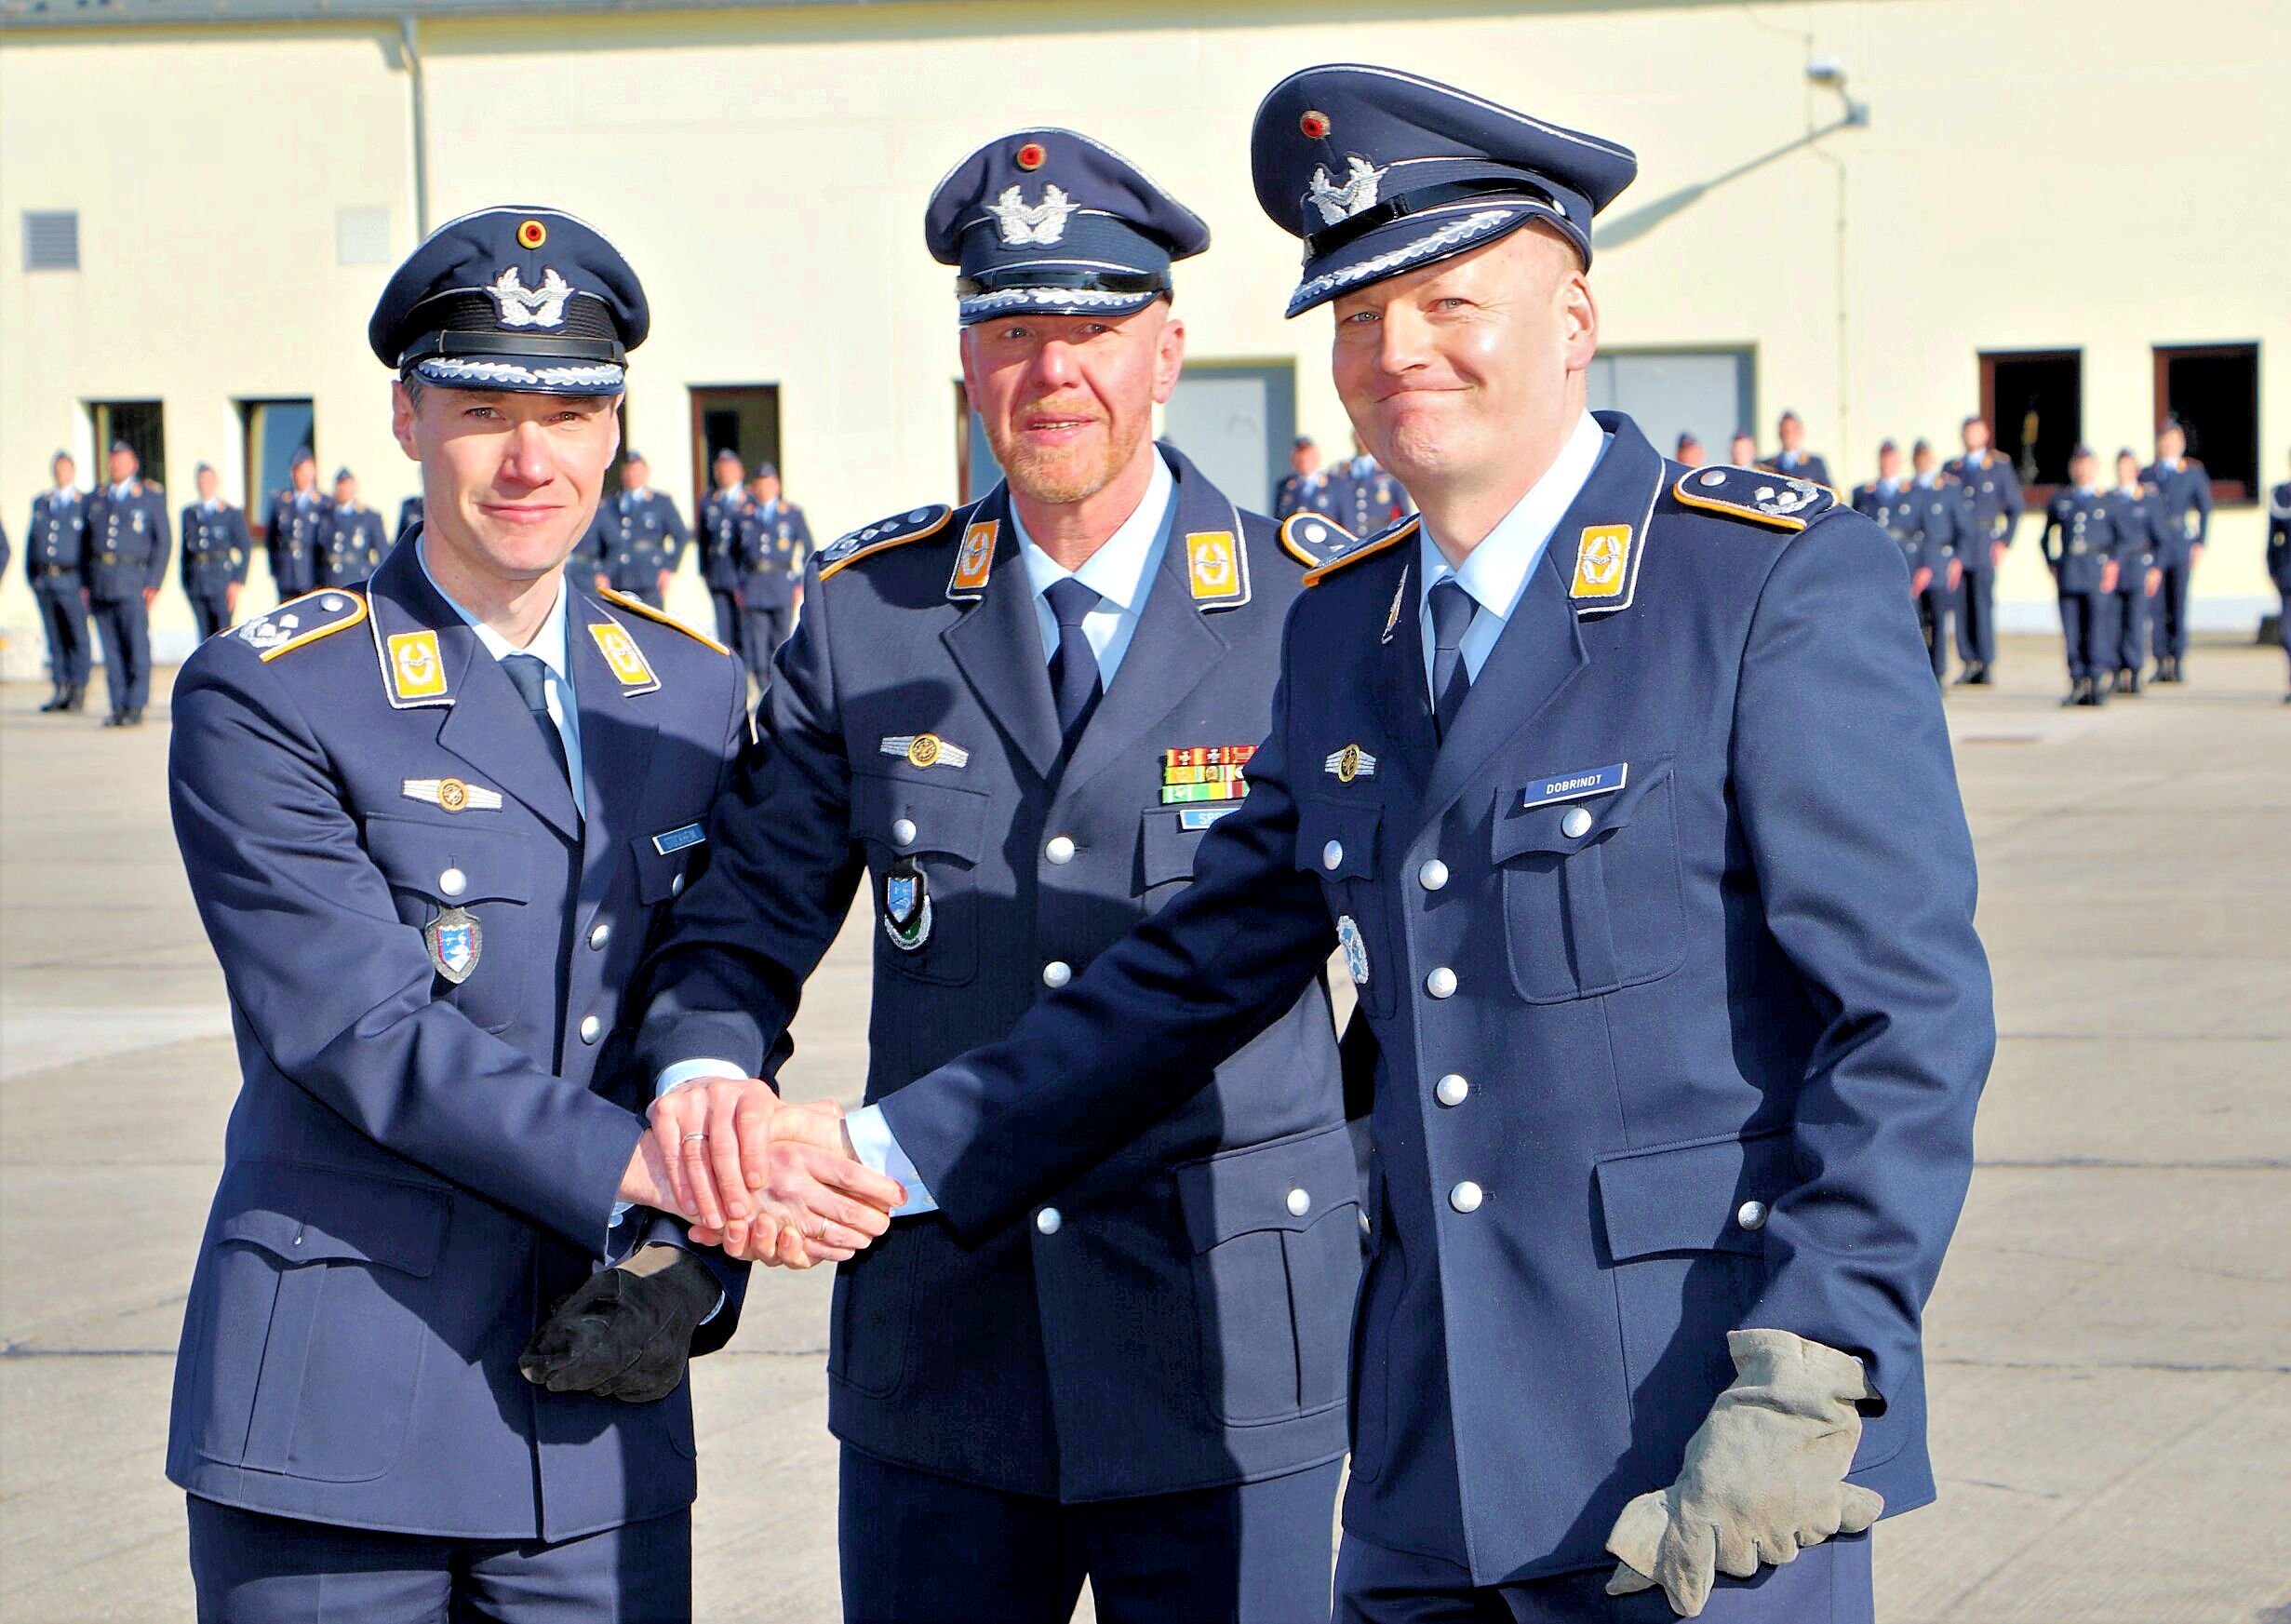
left=2153, top=343, right=2258, bottom=503
left=1980, top=349, right=2082, bottom=495
left=238, top=398, right=315, bottom=531
left=22, top=210, right=78, bottom=272
left=688, top=384, right=781, bottom=505
left=1588, top=348, right=1756, bottom=467
left=1163, top=361, right=1298, bottom=516
left=89, top=400, right=165, bottom=490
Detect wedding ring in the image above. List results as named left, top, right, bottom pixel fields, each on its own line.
left=681, top=1132, right=709, bottom=1144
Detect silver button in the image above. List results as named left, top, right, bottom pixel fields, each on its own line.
left=588, top=922, right=610, bottom=950
left=438, top=866, right=467, bottom=897
left=1426, top=966, right=1457, bottom=999
left=1561, top=807, right=1594, bottom=839
left=1322, top=839, right=1345, bottom=871
left=1285, top=1187, right=1312, bottom=1217
left=1042, top=960, right=1072, bottom=989
left=1045, top=835, right=1077, bottom=866
left=579, top=1014, right=602, bottom=1044
left=1699, top=470, right=1726, bottom=487
left=670, top=872, right=685, bottom=896
left=1418, top=858, right=1449, bottom=891
left=1035, top=1207, right=1063, bottom=1235
left=1436, top=1073, right=1469, bottom=1107
left=1736, top=1200, right=1769, bottom=1231
left=891, top=817, right=918, bottom=848
left=1449, top=1180, right=1484, bottom=1214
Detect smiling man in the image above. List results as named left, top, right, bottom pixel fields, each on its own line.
left=731, top=67, right=1994, bottom=1623
left=633, top=130, right=1360, bottom=1623
left=162, top=206, right=891, bottom=1623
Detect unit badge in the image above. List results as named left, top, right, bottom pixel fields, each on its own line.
left=1335, top=914, right=1371, bottom=986
left=1325, top=743, right=1377, bottom=784
left=882, top=857, right=932, bottom=951
left=424, top=906, right=482, bottom=985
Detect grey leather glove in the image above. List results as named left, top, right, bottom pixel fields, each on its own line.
left=1604, top=1328, right=1883, bottom=1617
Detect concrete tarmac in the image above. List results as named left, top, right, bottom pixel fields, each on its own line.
left=3, top=634, right=2287, bottom=1622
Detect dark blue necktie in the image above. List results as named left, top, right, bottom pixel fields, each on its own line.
left=502, top=652, right=571, bottom=785
left=1044, top=577, right=1103, bottom=748
left=1427, top=578, right=1478, bottom=739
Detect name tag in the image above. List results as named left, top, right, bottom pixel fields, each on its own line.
left=1179, top=806, right=1238, bottom=832
left=1522, top=762, right=1628, bottom=809
left=651, top=823, right=706, bottom=855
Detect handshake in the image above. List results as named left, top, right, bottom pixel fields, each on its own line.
left=616, top=1077, right=908, bottom=1268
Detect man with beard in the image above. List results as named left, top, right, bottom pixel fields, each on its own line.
left=707, top=67, right=1992, bottom=1624
left=636, top=129, right=1359, bottom=1623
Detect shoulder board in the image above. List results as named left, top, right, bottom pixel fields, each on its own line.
left=1672, top=464, right=1838, bottom=531
left=1302, top=514, right=1418, bottom=586
left=234, top=588, right=368, bottom=662
left=816, top=503, right=954, bottom=581
left=598, top=587, right=731, bottom=657
left=1278, top=509, right=1356, bottom=570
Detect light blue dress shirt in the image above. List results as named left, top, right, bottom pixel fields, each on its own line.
left=416, top=539, right=585, bottom=816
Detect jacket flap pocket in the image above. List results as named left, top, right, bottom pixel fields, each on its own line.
left=1594, top=1126, right=1791, bottom=1262
left=850, top=772, right=988, bottom=864
left=211, top=1161, right=449, bottom=1277
left=1176, top=1122, right=1360, bottom=1254
left=1294, top=800, right=1383, bottom=881
left=1494, top=758, right=1670, bottom=862
left=629, top=819, right=707, bottom=906
left=1140, top=805, right=1240, bottom=887
left=364, top=814, right=532, bottom=906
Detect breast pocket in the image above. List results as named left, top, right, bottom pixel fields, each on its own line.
left=1492, top=760, right=1684, bottom=1003
left=1136, top=803, right=1240, bottom=909
left=1294, top=799, right=1391, bottom=1018
left=364, top=814, right=534, bottom=1034
left=850, top=772, right=990, bottom=987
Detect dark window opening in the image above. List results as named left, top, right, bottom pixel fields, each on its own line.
left=237, top=398, right=315, bottom=532
left=1980, top=350, right=2081, bottom=497
left=22, top=209, right=78, bottom=273
left=2154, top=343, right=2258, bottom=503
left=688, top=385, right=781, bottom=509
left=89, top=400, right=166, bottom=493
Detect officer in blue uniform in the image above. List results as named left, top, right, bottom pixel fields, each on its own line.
left=1277, top=434, right=1344, bottom=520
left=25, top=450, right=93, bottom=713
left=316, top=466, right=388, bottom=589
left=267, top=449, right=328, bottom=600
left=2268, top=451, right=2291, bottom=702
left=635, top=128, right=1358, bottom=1624
left=2141, top=417, right=2212, bottom=683
left=698, top=447, right=750, bottom=659
left=583, top=451, right=690, bottom=609
left=162, top=206, right=885, bottom=1624
left=180, top=462, right=251, bottom=638
left=1850, top=439, right=1922, bottom=587
left=1333, top=432, right=1412, bottom=535
left=2042, top=445, right=2120, bottom=707
left=730, top=67, right=1990, bottom=1624
left=1943, top=416, right=2023, bottom=686
left=1759, top=409, right=1833, bottom=490
left=85, top=439, right=170, bottom=728
left=1902, top=439, right=1968, bottom=682
left=2104, top=450, right=2165, bottom=695
left=395, top=492, right=425, bottom=545
left=732, top=461, right=810, bottom=681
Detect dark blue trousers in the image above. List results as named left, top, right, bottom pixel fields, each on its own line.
left=1916, top=580, right=1955, bottom=678
left=33, top=581, right=91, bottom=688
left=741, top=603, right=793, bottom=685
left=1954, top=567, right=1998, bottom=666
left=837, top=1445, right=1342, bottom=1624
left=2152, top=559, right=2194, bottom=663
left=2107, top=587, right=2150, bottom=677
left=89, top=594, right=152, bottom=714
left=187, top=1496, right=690, bottom=1624
left=189, top=590, right=234, bottom=641
left=1333, top=1528, right=1873, bottom=1624
left=2058, top=592, right=2111, bottom=681
left=708, top=587, right=744, bottom=664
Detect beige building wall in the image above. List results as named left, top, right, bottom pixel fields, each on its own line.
left=4, top=0, right=2284, bottom=673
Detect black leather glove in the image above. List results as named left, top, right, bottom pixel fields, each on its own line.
left=519, top=1244, right=719, bottom=1403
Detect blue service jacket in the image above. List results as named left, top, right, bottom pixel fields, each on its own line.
left=2140, top=459, right=2213, bottom=567
left=1332, top=460, right=1411, bottom=537
left=316, top=502, right=387, bottom=589
left=583, top=490, right=690, bottom=595
left=637, top=445, right=1357, bottom=1502
left=396, top=496, right=425, bottom=545
left=2267, top=480, right=2291, bottom=592
left=1276, top=470, right=1344, bottom=522
left=1902, top=478, right=1971, bottom=575
left=874, top=417, right=1992, bottom=1585
left=25, top=489, right=88, bottom=586
left=2106, top=486, right=2164, bottom=583
left=165, top=538, right=750, bottom=1542
left=734, top=499, right=812, bottom=609
left=2042, top=490, right=2117, bottom=596
left=698, top=490, right=750, bottom=592
left=1759, top=450, right=1835, bottom=490
left=1943, top=451, right=2023, bottom=570
left=1851, top=480, right=1923, bottom=576
left=268, top=491, right=331, bottom=597
left=180, top=502, right=252, bottom=597
left=84, top=480, right=171, bottom=601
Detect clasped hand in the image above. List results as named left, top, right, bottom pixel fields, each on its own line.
left=621, top=1079, right=905, bottom=1268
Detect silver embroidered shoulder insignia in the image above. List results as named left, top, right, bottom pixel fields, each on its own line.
left=816, top=504, right=956, bottom=580
left=1671, top=464, right=1840, bottom=531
